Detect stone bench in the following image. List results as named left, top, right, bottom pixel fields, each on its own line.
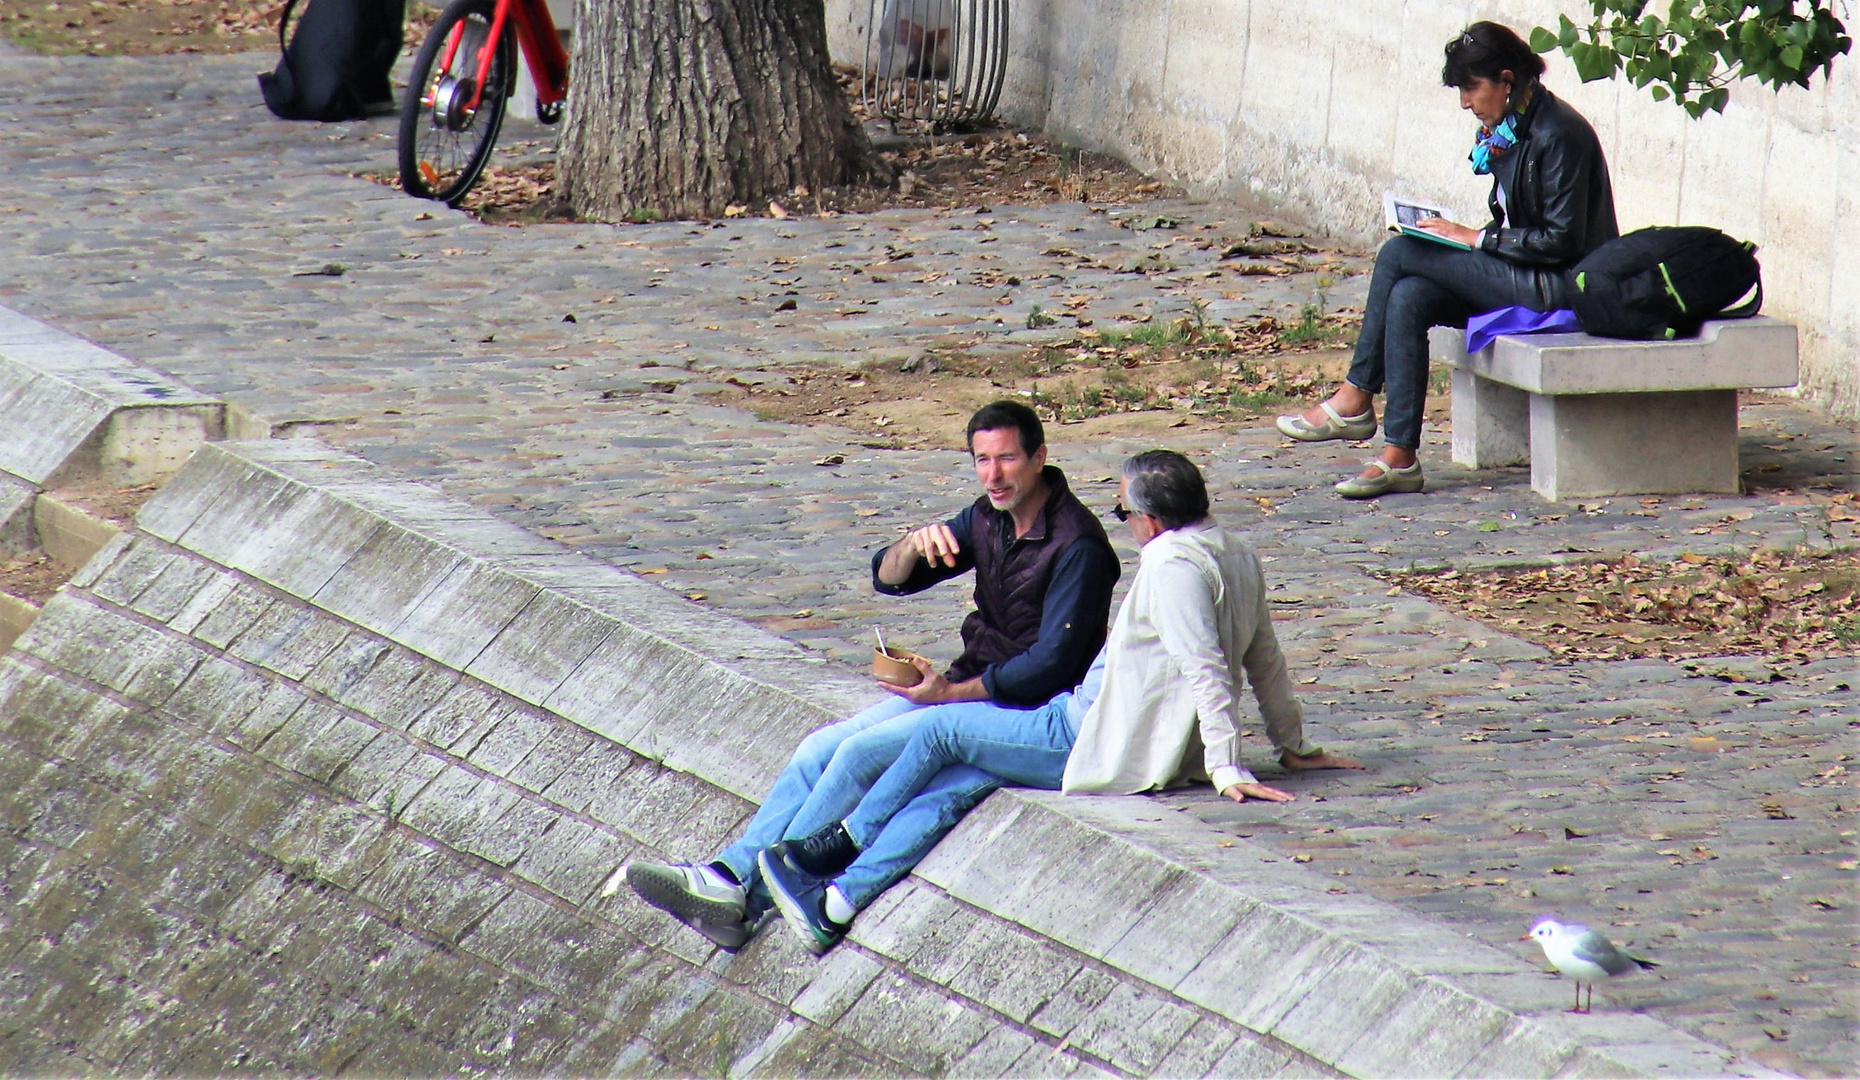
left=1430, top=317, right=1799, bottom=501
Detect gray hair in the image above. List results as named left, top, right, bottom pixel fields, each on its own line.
left=1122, top=450, right=1209, bottom=530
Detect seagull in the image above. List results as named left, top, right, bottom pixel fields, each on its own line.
left=1526, top=916, right=1659, bottom=1013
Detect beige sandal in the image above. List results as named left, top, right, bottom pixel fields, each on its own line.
left=1335, top=459, right=1424, bottom=499
left=1275, top=400, right=1378, bottom=442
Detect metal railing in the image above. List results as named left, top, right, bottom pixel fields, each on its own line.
left=860, top=0, right=1008, bottom=129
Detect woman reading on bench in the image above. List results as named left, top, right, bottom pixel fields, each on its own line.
left=1276, top=22, right=1618, bottom=498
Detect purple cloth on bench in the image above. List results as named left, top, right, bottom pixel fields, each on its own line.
left=1465, top=306, right=1581, bottom=354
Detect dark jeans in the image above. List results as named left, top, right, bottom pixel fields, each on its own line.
left=1347, top=236, right=1572, bottom=449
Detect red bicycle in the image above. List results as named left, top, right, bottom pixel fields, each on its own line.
left=398, top=0, right=569, bottom=204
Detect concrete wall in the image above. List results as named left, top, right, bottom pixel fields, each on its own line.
left=829, top=0, right=1860, bottom=421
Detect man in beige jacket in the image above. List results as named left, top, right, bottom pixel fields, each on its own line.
left=757, top=449, right=1362, bottom=954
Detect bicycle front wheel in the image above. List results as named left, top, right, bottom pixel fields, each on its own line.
left=398, top=0, right=515, bottom=204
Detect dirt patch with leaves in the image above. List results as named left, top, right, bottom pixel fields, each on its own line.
left=438, top=157, right=578, bottom=226
left=0, top=0, right=436, bottom=55
left=0, top=0, right=279, bottom=55
left=0, top=552, right=64, bottom=606
left=387, top=124, right=1180, bottom=227
left=51, top=483, right=162, bottom=526
left=1388, top=542, right=1860, bottom=665
left=0, top=485, right=157, bottom=606
left=775, top=131, right=1178, bottom=218
left=1017, top=306, right=1358, bottom=424
left=706, top=312, right=1363, bottom=451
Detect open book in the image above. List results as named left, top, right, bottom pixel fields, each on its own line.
left=1384, top=193, right=1474, bottom=251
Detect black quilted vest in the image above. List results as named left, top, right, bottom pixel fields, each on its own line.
left=947, top=466, right=1109, bottom=683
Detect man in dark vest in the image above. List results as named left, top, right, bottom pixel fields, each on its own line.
left=627, top=400, right=1118, bottom=949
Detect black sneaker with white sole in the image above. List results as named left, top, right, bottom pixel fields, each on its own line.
left=757, top=849, right=848, bottom=955
left=769, top=821, right=859, bottom=878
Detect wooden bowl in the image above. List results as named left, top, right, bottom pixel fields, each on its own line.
left=872, top=646, right=925, bottom=686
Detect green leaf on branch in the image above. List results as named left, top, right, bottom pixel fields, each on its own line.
left=1531, top=1, right=1849, bottom=117
left=1570, top=41, right=1619, bottom=81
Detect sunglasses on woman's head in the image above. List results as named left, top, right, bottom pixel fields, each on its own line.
left=1109, top=503, right=1133, bottom=522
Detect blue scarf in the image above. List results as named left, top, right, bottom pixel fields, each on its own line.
left=1470, top=112, right=1520, bottom=175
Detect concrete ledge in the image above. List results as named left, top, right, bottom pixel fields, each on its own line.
left=0, top=440, right=1776, bottom=1076
left=0, top=304, right=225, bottom=489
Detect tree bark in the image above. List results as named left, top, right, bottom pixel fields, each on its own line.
left=560, top=0, right=885, bottom=221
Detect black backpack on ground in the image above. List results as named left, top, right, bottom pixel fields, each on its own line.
left=1569, top=226, right=1762, bottom=340
left=258, top=0, right=406, bottom=122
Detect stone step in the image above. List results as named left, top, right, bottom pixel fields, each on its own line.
left=0, top=494, right=130, bottom=656
left=32, top=493, right=125, bottom=573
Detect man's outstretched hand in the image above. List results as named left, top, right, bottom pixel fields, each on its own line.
left=1279, top=749, right=1365, bottom=772
left=906, top=523, right=963, bottom=569
left=1223, top=782, right=1295, bottom=803
left=877, top=522, right=965, bottom=586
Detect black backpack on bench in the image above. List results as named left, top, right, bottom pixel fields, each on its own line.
left=1569, top=226, right=1763, bottom=340
left=258, top=0, right=406, bottom=122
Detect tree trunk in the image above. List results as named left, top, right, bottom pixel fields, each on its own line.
left=560, top=0, right=885, bottom=221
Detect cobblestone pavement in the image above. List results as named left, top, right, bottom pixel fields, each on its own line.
left=2, top=48, right=1856, bottom=1074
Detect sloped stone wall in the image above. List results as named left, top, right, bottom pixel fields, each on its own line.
left=0, top=441, right=1751, bottom=1076
left=0, top=442, right=1329, bottom=1075
left=0, top=546, right=1338, bottom=1075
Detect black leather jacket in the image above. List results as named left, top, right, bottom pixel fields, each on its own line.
left=1480, top=86, right=1618, bottom=268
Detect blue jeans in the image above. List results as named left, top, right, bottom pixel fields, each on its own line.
left=714, top=695, right=1000, bottom=904
left=833, top=693, right=1078, bottom=910
left=1349, top=235, right=1572, bottom=449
